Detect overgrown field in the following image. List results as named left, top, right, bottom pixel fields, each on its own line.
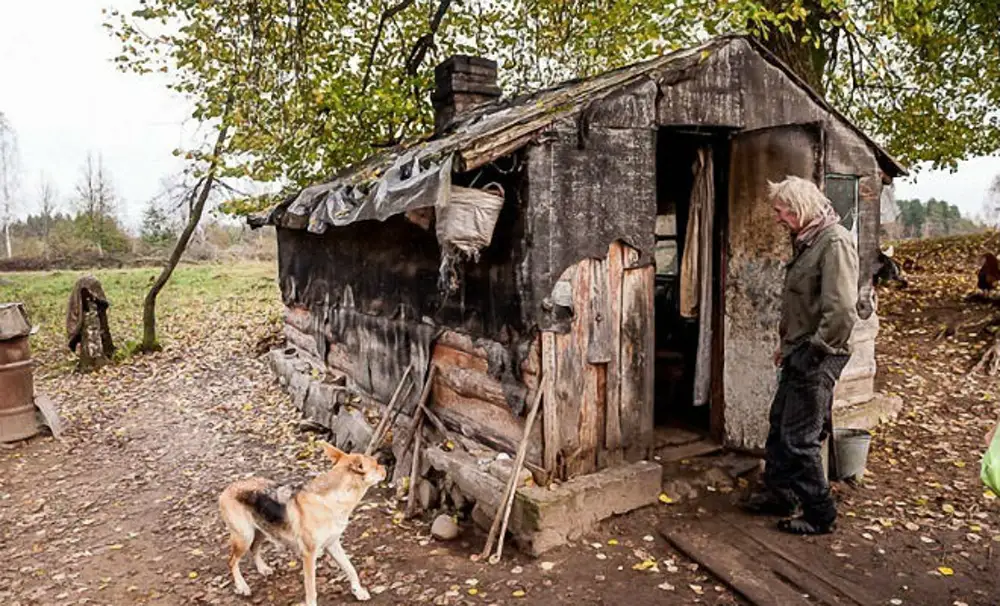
left=0, top=262, right=283, bottom=372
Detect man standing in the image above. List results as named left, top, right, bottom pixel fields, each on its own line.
left=741, top=176, right=859, bottom=535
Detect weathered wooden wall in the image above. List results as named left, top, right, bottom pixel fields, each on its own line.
left=537, top=242, right=654, bottom=478
left=276, top=188, right=532, bottom=417
left=724, top=124, right=823, bottom=450
left=430, top=330, right=543, bottom=466
left=523, top=120, right=657, bottom=332
left=658, top=37, right=883, bottom=314
left=657, top=38, right=885, bottom=449
left=524, top=116, right=658, bottom=476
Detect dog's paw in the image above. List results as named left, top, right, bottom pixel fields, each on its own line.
left=257, top=563, right=274, bottom=577
left=351, top=586, right=371, bottom=601
left=234, top=581, right=252, bottom=597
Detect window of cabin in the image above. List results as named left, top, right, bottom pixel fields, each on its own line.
left=825, top=174, right=859, bottom=245
left=655, top=214, right=678, bottom=276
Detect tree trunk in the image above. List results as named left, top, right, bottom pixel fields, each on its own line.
left=140, top=124, right=228, bottom=352
left=755, top=0, right=831, bottom=94
left=3, top=222, right=10, bottom=259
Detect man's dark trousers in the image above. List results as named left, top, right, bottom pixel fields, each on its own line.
left=764, top=345, right=850, bottom=527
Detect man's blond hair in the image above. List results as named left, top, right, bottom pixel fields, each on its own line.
left=767, top=176, right=831, bottom=224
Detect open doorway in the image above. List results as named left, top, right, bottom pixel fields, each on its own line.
left=652, top=128, right=727, bottom=452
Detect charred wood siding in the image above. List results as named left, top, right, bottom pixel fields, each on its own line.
left=276, top=200, right=529, bottom=413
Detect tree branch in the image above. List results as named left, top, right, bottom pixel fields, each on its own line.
left=404, top=0, right=454, bottom=77
left=362, top=0, right=417, bottom=93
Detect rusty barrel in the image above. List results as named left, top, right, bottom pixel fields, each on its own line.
left=0, top=303, right=39, bottom=443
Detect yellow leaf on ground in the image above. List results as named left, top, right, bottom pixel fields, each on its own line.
left=937, top=566, right=954, bottom=576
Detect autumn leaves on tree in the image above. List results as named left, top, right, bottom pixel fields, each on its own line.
left=105, top=0, right=1000, bottom=351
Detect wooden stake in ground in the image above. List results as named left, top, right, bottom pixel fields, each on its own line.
left=365, top=364, right=413, bottom=455
left=479, top=374, right=546, bottom=564
left=405, top=418, right=423, bottom=518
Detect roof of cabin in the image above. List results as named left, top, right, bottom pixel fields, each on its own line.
left=254, top=35, right=905, bottom=233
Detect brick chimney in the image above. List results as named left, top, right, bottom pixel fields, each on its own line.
left=431, top=55, right=502, bottom=134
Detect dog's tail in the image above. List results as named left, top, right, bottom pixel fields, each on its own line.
left=220, top=477, right=290, bottom=532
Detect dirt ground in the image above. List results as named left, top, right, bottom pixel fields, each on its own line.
left=4, top=235, right=1000, bottom=605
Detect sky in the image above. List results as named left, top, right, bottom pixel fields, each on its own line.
left=0, top=0, right=997, bottom=230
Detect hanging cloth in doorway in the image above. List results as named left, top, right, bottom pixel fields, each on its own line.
left=678, top=147, right=714, bottom=406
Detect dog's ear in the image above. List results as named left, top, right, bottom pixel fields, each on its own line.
left=320, top=442, right=346, bottom=463
left=349, top=457, right=368, bottom=475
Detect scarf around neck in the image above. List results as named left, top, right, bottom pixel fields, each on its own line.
left=795, top=203, right=841, bottom=248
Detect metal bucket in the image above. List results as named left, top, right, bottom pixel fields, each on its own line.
left=0, top=303, right=39, bottom=443
left=831, top=428, right=872, bottom=481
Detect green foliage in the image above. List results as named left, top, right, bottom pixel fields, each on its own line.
left=73, top=212, right=131, bottom=254
left=216, top=194, right=283, bottom=219
left=897, top=197, right=982, bottom=239
left=108, top=0, right=1000, bottom=194
left=9, top=211, right=130, bottom=257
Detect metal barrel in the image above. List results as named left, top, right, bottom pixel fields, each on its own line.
left=0, top=303, right=39, bottom=443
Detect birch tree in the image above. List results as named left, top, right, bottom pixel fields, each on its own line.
left=0, top=113, right=20, bottom=258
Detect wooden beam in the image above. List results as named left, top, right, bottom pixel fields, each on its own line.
left=541, top=331, right=559, bottom=475
left=604, top=241, right=624, bottom=465
left=661, top=527, right=813, bottom=606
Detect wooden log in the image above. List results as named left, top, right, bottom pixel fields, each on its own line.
left=284, top=324, right=322, bottom=360
left=284, top=305, right=314, bottom=334
left=435, top=365, right=527, bottom=412
left=604, top=241, right=625, bottom=465
left=519, top=335, right=542, bottom=392
left=326, top=341, right=357, bottom=377
left=432, top=381, right=543, bottom=466
left=432, top=342, right=488, bottom=371
left=541, top=331, right=559, bottom=475
left=436, top=331, right=490, bottom=362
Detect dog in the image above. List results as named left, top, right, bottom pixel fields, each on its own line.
left=871, top=245, right=908, bottom=288
left=219, top=443, right=386, bottom=604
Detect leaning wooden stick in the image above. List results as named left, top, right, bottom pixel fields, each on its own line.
left=479, top=374, right=546, bottom=563
left=365, top=364, right=414, bottom=455
left=405, top=418, right=423, bottom=518
left=398, top=365, right=438, bottom=459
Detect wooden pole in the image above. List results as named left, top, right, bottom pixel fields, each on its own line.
left=365, top=364, right=413, bottom=455
left=399, top=365, right=437, bottom=457
left=479, top=374, right=547, bottom=564
left=405, top=418, right=423, bottom=518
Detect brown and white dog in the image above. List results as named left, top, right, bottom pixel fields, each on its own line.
left=219, top=443, right=386, bottom=604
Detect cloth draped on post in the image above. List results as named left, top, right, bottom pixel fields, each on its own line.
left=678, top=147, right=714, bottom=407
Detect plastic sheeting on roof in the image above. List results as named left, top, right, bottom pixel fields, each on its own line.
left=286, top=148, right=454, bottom=235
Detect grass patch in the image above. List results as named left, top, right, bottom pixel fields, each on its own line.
left=0, top=262, right=281, bottom=371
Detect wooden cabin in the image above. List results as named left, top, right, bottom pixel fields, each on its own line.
left=255, top=35, right=905, bottom=495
